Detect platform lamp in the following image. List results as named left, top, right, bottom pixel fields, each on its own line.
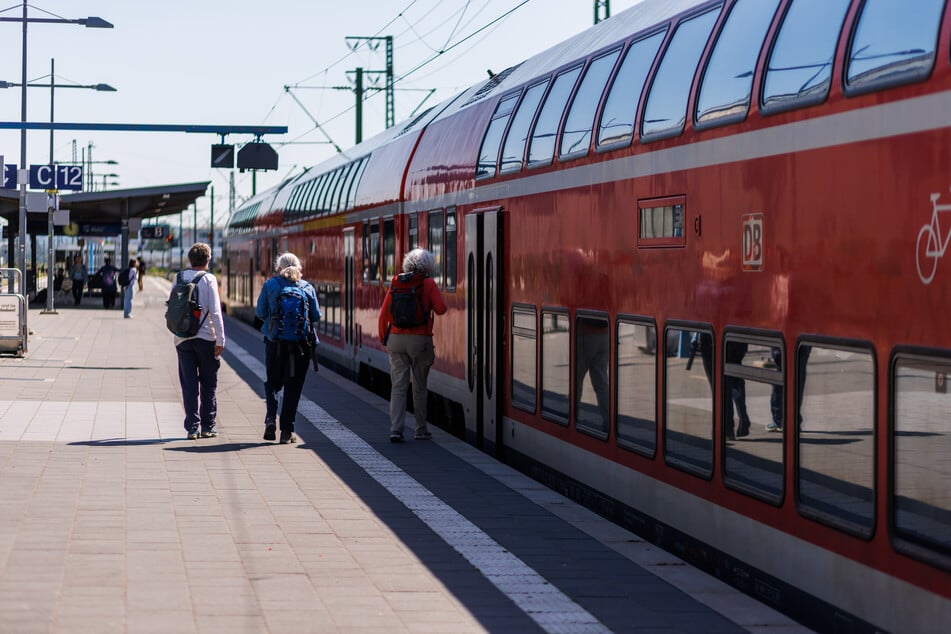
left=0, top=4, right=113, bottom=346
left=0, top=59, right=116, bottom=315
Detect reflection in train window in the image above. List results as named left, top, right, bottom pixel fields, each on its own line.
left=664, top=325, right=714, bottom=478
left=477, top=92, right=520, bottom=180
left=445, top=209, right=457, bottom=292
left=722, top=334, right=784, bottom=504
left=363, top=220, right=380, bottom=283
left=796, top=343, right=875, bottom=537
left=760, top=0, right=850, bottom=114
left=500, top=80, right=549, bottom=174
left=541, top=310, right=570, bottom=426
left=616, top=319, right=657, bottom=456
left=695, top=0, right=780, bottom=128
left=528, top=65, right=582, bottom=168
left=638, top=196, right=685, bottom=247
left=641, top=7, right=720, bottom=141
left=408, top=213, right=418, bottom=251
left=597, top=30, right=666, bottom=150
left=892, top=354, right=951, bottom=559
left=575, top=312, right=610, bottom=440
left=559, top=48, right=621, bottom=161
left=429, top=209, right=444, bottom=289
left=383, top=218, right=396, bottom=280
left=511, top=306, right=537, bottom=413
left=845, top=0, right=943, bottom=95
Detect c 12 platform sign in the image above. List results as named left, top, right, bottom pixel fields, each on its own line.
left=3, top=164, right=83, bottom=191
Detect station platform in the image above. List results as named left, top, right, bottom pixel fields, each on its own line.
left=0, top=276, right=810, bottom=633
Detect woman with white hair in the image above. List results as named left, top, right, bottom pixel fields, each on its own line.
left=255, top=252, right=321, bottom=444
left=377, top=247, right=447, bottom=442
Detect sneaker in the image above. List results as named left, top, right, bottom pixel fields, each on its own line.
left=263, top=420, right=276, bottom=441
left=200, top=429, right=217, bottom=438
left=766, top=422, right=782, bottom=432
left=389, top=432, right=404, bottom=443
left=279, top=431, right=296, bottom=444
left=187, top=432, right=199, bottom=440
left=415, top=430, right=433, bottom=440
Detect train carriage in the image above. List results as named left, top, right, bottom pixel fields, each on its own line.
left=223, top=1, right=951, bottom=630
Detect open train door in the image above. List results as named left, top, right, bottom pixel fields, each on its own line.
left=465, top=208, right=502, bottom=456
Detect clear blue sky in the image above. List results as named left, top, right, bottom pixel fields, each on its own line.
left=0, top=0, right=643, bottom=225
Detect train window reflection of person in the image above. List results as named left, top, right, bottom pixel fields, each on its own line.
left=769, top=345, right=811, bottom=431
left=724, top=341, right=752, bottom=439
left=575, top=315, right=610, bottom=432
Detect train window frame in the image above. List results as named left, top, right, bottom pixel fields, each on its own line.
left=574, top=310, right=611, bottom=441
left=499, top=79, right=550, bottom=175
left=318, top=168, right=342, bottom=215
left=540, top=307, right=571, bottom=427
left=794, top=337, right=877, bottom=540
left=663, top=322, right=715, bottom=480
left=527, top=64, right=583, bottom=169
left=640, top=6, right=722, bottom=143
left=721, top=330, right=786, bottom=506
left=889, top=347, right=951, bottom=571
left=615, top=316, right=658, bottom=458
left=511, top=304, right=538, bottom=415
left=843, top=0, right=944, bottom=97
left=428, top=209, right=445, bottom=289
left=476, top=91, right=521, bottom=180
left=445, top=208, right=457, bottom=292
left=694, top=0, right=781, bottom=131
left=558, top=47, right=622, bottom=163
left=596, top=28, right=667, bottom=152
left=330, top=164, right=354, bottom=214
left=312, top=172, right=333, bottom=216
left=637, top=195, right=686, bottom=247
left=305, top=176, right=323, bottom=215
left=347, top=157, right=369, bottom=209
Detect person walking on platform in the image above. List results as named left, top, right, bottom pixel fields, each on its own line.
left=377, top=248, right=447, bottom=443
left=173, top=243, right=226, bottom=440
left=97, top=257, right=119, bottom=309
left=121, top=257, right=138, bottom=319
left=69, top=254, right=87, bottom=306
left=255, top=252, right=321, bottom=445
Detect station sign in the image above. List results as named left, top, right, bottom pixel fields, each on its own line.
left=2, top=164, right=84, bottom=191
left=140, top=224, right=170, bottom=240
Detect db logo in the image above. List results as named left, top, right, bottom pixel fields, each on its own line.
left=742, top=213, right=764, bottom=272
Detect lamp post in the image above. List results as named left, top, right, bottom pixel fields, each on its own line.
left=0, top=3, right=112, bottom=348
left=0, top=59, right=116, bottom=314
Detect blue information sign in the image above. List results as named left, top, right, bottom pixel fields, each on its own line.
left=29, top=164, right=84, bottom=191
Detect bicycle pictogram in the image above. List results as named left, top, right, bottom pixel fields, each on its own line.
left=916, top=188, right=951, bottom=284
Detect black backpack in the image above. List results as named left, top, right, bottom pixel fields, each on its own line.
left=165, top=271, right=207, bottom=337
left=389, top=273, right=428, bottom=328
left=118, top=267, right=131, bottom=286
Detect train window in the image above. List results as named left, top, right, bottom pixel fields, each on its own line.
left=383, top=218, right=396, bottom=280
left=892, top=351, right=951, bottom=564
left=722, top=333, right=784, bottom=505
left=318, top=169, right=342, bottom=215
left=512, top=305, right=537, bottom=414
left=312, top=173, right=332, bottom=215
left=305, top=177, right=322, bottom=213
left=408, top=213, right=418, bottom=251
left=638, top=196, right=685, bottom=247
left=347, top=157, right=369, bottom=209
left=641, top=7, right=720, bottom=142
left=500, top=80, right=549, bottom=174
left=796, top=342, right=875, bottom=538
left=559, top=48, right=621, bottom=161
left=527, top=65, right=583, bottom=168
left=337, top=160, right=361, bottom=212
left=664, top=325, right=714, bottom=479
left=362, top=220, right=380, bottom=283
left=845, top=0, right=944, bottom=95
left=477, top=92, right=520, bottom=180
left=428, top=210, right=444, bottom=289
left=616, top=318, right=657, bottom=457
left=761, top=0, right=850, bottom=115
left=445, top=209, right=457, bottom=292
left=330, top=164, right=353, bottom=213
left=597, top=30, right=666, bottom=150
left=695, top=0, right=780, bottom=129
left=575, top=312, right=610, bottom=440
left=541, top=309, right=571, bottom=426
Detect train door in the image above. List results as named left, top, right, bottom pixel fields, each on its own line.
left=465, top=208, right=502, bottom=455
left=343, top=229, right=356, bottom=352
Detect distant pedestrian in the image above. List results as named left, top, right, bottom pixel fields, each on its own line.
left=97, top=257, right=119, bottom=309
left=137, top=259, right=145, bottom=291
left=173, top=243, right=226, bottom=440
left=377, top=248, right=447, bottom=443
left=69, top=255, right=87, bottom=306
left=255, top=252, right=320, bottom=445
left=121, top=258, right=138, bottom=318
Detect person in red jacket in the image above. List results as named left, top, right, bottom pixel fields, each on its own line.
left=378, top=248, right=447, bottom=443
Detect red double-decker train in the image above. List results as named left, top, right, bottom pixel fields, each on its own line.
left=223, top=0, right=951, bottom=630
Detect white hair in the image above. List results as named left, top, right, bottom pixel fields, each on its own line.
left=275, top=252, right=302, bottom=282
left=402, top=248, right=435, bottom=276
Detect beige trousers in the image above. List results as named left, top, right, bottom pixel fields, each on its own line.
left=386, top=334, right=435, bottom=435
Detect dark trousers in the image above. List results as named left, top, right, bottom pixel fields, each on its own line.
left=176, top=338, right=220, bottom=433
left=264, top=339, right=310, bottom=432
left=102, top=288, right=117, bottom=308
left=71, top=281, right=85, bottom=305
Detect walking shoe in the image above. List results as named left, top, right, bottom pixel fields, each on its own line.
left=279, top=431, right=296, bottom=444
left=263, top=418, right=276, bottom=441
left=766, top=422, right=782, bottom=432
left=735, top=422, right=750, bottom=438
left=389, top=432, right=404, bottom=443
left=415, top=430, right=433, bottom=440
left=200, top=429, right=218, bottom=438
left=187, top=432, right=199, bottom=440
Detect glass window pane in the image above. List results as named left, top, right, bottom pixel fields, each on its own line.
left=642, top=8, right=720, bottom=140
left=696, top=0, right=780, bottom=126
left=500, top=81, right=549, bottom=174
left=598, top=30, right=666, bottom=149
left=367, top=221, right=380, bottom=282
left=894, top=355, right=951, bottom=555
left=335, top=162, right=358, bottom=212
left=665, top=327, right=714, bottom=477
left=408, top=213, right=418, bottom=251
left=383, top=218, right=396, bottom=279
left=512, top=306, right=537, bottom=413
left=542, top=311, right=571, bottom=425
left=846, top=0, right=943, bottom=92
left=797, top=345, right=875, bottom=535
left=319, top=169, right=342, bottom=214
left=428, top=210, right=444, bottom=289
left=347, top=157, right=368, bottom=209
left=445, top=210, right=457, bottom=292
left=616, top=320, right=657, bottom=455
left=762, top=0, right=850, bottom=113
left=560, top=49, right=621, bottom=159
left=528, top=66, right=582, bottom=166
left=575, top=314, right=610, bottom=439
left=476, top=94, right=519, bottom=180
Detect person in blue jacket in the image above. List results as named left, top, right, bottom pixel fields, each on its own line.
left=255, top=252, right=321, bottom=444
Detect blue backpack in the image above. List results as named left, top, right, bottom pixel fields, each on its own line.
left=272, top=283, right=312, bottom=343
